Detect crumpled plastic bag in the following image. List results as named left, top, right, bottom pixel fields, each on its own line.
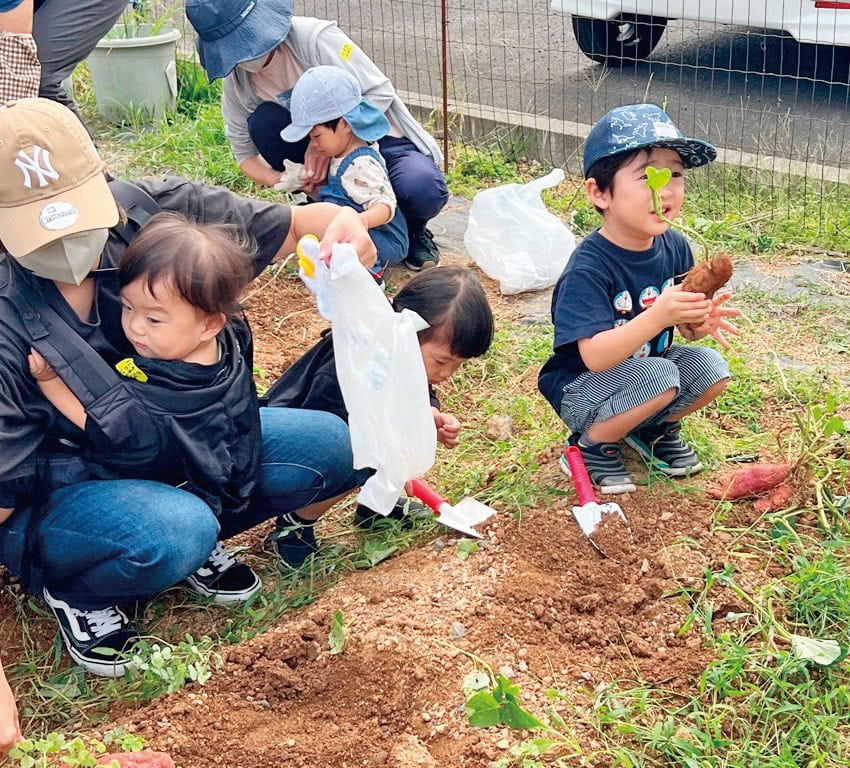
left=328, top=243, right=437, bottom=514
left=296, top=234, right=333, bottom=320
left=464, top=168, right=576, bottom=295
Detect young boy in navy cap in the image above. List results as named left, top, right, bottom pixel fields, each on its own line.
left=281, top=65, right=408, bottom=283
left=539, top=103, right=741, bottom=494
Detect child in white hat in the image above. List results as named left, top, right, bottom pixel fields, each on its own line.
left=281, top=65, right=408, bottom=284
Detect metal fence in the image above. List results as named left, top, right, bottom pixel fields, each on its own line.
left=169, top=0, right=850, bottom=244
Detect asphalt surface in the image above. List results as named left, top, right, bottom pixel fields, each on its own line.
left=302, top=0, right=850, bottom=168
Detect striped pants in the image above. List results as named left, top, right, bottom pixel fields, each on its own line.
left=558, top=345, right=730, bottom=434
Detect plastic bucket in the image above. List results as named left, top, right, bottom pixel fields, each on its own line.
left=87, top=24, right=181, bottom=124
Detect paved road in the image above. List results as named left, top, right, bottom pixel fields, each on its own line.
left=303, top=0, right=850, bottom=168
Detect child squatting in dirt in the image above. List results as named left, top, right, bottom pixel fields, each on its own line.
left=539, top=103, right=742, bottom=495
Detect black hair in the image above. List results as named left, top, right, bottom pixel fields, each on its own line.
left=586, top=147, right=652, bottom=213
left=319, top=117, right=342, bottom=131
left=118, top=211, right=255, bottom=317
left=392, top=266, right=494, bottom=359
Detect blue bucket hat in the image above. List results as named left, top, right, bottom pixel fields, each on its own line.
left=186, top=0, right=293, bottom=81
left=281, top=66, right=390, bottom=144
left=583, top=103, right=716, bottom=178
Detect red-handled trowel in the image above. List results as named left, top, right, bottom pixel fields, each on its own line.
left=563, top=445, right=630, bottom=554
left=408, top=479, right=494, bottom=538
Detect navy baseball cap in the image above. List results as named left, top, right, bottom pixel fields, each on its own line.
left=583, top=103, right=716, bottom=178
left=186, top=0, right=293, bottom=81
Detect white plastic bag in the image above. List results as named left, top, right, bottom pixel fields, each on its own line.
left=328, top=244, right=437, bottom=515
left=464, top=168, right=576, bottom=295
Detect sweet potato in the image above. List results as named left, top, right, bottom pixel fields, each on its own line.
left=708, top=463, right=792, bottom=500
left=681, top=252, right=734, bottom=299
left=96, top=752, right=176, bottom=768
left=753, top=483, right=795, bottom=512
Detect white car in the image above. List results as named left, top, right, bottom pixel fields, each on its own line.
left=551, top=1, right=850, bottom=64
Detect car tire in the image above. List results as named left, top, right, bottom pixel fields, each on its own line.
left=572, top=14, right=667, bottom=65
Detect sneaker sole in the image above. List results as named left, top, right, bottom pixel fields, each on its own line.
left=624, top=436, right=704, bottom=478
left=55, top=625, right=136, bottom=677
left=404, top=258, right=438, bottom=272
left=185, top=573, right=262, bottom=605
left=559, top=454, right=637, bottom=495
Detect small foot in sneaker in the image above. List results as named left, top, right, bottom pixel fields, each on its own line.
left=559, top=433, right=636, bottom=494
left=43, top=587, right=140, bottom=677
left=185, top=541, right=262, bottom=604
left=404, top=229, right=441, bottom=271
left=625, top=422, right=703, bottom=477
left=353, top=496, right=430, bottom=530
left=272, top=512, right=319, bottom=572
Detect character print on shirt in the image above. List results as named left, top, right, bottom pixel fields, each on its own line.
left=662, top=277, right=675, bottom=292
left=633, top=342, right=651, bottom=360
left=613, top=290, right=632, bottom=314
left=656, top=330, right=671, bottom=353
left=614, top=318, right=628, bottom=328
left=639, top=285, right=660, bottom=309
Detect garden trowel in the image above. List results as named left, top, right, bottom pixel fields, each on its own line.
left=562, top=445, right=630, bottom=554
left=408, top=479, right=494, bottom=538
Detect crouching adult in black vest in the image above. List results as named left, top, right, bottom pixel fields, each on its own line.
left=0, top=97, right=377, bottom=677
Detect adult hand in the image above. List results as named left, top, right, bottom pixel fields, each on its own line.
left=302, top=142, right=330, bottom=197
left=433, top=408, right=460, bottom=448
left=684, top=292, right=742, bottom=348
left=318, top=207, right=377, bottom=269
left=649, top=283, right=711, bottom=329
left=0, top=663, right=23, bottom=759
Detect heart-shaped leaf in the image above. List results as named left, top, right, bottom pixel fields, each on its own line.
left=645, top=165, right=672, bottom=192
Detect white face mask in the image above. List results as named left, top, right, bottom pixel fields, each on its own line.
left=237, top=51, right=273, bottom=73
left=16, top=229, right=110, bottom=285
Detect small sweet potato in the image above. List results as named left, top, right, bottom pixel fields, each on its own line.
left=753, top=483, right=795, bottom=512
left=681, top=253, right=734, bottom=299
left=708, top=463, right=792, bottom=500
left=96, top=752, right=176, bottom=768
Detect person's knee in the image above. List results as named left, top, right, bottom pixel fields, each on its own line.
left=389, top=159, right=449, bottom=222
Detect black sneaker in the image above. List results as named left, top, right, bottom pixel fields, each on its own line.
left=404, top=229, right=441, bottom=271
left=42, top=587, right=139, bottom=677
left=353, top=496, right=430, bottom=529
left=271, top=513, right=319, bottom=571
left=559, top=433, right=637, bottom=494
left=625, top=422, right=703, bottom=477
left=185, top=542, right=262, bottom=604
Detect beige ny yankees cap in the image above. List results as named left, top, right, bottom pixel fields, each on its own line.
left=0, top=98, right=118, bottom=257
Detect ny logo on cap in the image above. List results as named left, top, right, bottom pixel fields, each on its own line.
left=15, top=145, right=60, bottom=189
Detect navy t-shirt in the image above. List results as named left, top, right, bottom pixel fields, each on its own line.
left=538, top=228, right=694, bottom=411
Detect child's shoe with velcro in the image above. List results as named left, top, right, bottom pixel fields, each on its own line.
left=625, top=422, right=703, bottom=477
left=353, top=496, right=429, bottom=530
left=271, top=512, right=319, bottom=572
left=559, top=433, right=636, bottom=494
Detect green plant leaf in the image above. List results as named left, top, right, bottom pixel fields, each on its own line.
left=789, top=634, right=844, bottom=666
left=328, top=610, right=346, bottom=655
left=465, top=691, right=502, bottom=727
left=362, top=538, right=398, bottom=566
left=644, top=166, right=672, bottom=192
left=500, top=701, right=546, bottom=730
left=462, top=670, right=491, bottom=695
left=457, top=540, right=480, bottom=561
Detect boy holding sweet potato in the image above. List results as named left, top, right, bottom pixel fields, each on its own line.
left=539, top=104, right=741, bottom=494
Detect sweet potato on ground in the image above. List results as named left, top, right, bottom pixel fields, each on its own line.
left=708, top=463, right=792, bottom=500
left=753, top=483, right=796, bottom=512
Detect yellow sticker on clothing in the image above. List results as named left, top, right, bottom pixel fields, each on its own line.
left=339, top=43, right=353, bottom=60
left=115, top=358, right=148, bottom=383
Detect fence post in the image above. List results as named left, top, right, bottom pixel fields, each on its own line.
left=440, top=0, right=448, bottom=172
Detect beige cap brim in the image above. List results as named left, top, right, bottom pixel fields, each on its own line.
left=0, top=171, right=119, bottom=258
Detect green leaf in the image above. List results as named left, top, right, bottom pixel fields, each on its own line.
left=462, top=670, right=491, bottom=695
left=789, top=634, right=844, bottom=666
left=362, top=538, right=398, bottom=566
left=328, top=610, right=346, bottom=655
left=528, top=738, right=559, bottom=755
left=500, top=701, right=546, bottom=730
left=644, top=165, right=672, bottom=192
left=465, top=691, right=502, bottom=727
left=456, top=540, right=480, bottom=561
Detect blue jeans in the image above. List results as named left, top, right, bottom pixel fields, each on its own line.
left=0, top=408, right=362, bottom=609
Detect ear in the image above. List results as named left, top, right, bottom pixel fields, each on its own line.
left=585, top=177, right=611, bottom=211
left=200, top=312, right=226, bottom=341
left=339, top=118, right=354, bottom=136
